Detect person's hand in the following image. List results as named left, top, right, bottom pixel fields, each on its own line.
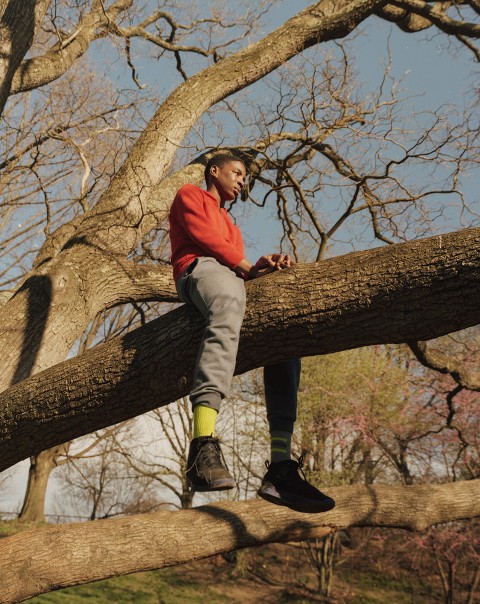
left=248, top=254, right=295, bottom=279
left=254, top=254, right=295, bottom=270
left=272, top=253, right=294, bottom=269
left=247, top=264, right=275, bottom=279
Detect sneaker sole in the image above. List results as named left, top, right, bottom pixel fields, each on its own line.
left=258, top=487, right=335, bottom=514
left=188, top=477, right=236, bottom=492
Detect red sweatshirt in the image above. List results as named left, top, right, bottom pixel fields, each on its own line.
left=169, top=184, right=245, bottom=282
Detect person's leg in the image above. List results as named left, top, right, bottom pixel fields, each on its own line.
left=264, top=358, right=300, bottom=462
left=258, top=358, right=336, bottom=513
left=177, top=259, right=217, bottom=437
left=187, top=257, right=246, bottom=412
left=176, top=257, right=246, bottom=491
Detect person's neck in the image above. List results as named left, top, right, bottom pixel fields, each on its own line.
left=206, top=185, right=225, bottom=208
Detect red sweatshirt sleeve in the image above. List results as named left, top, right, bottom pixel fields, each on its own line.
left=172, top=185, right=244, bottom=269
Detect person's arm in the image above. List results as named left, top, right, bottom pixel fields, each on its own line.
left=236, top=254, right=295, bottom=280
left=234, top=258, right=266, bottom=279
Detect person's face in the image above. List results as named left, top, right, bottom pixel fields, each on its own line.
left=209, top=160, right=246, bottom=202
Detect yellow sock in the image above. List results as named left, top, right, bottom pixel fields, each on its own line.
left=193, top=405, right=218, bottom=438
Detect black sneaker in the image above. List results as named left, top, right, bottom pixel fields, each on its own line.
left=258, top=457, right=335, bottom=513
left=186, top=436, right=236, bottom=492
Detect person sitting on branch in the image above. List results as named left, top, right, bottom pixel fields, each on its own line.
left=169, top=152, right=335, bottom=513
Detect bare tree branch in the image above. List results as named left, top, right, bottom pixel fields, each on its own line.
left=9, top=0, right=133, bottom=95
left=409, top=340, right=480, bottom=391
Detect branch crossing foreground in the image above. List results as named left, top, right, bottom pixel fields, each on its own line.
left=1, top=480, right=479, bottom=603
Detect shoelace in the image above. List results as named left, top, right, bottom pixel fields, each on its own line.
left=265, top=455, right=308, bottom=481
left=199, top=440, right=222, bottom=467
left=195, top=439, right=231, bottom=471
left=297, top=454, right=307, bottom=481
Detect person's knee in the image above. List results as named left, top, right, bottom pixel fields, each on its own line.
left=216, top=278, right=245, bottom=309
left=190, top=262, right=244, bottom=310
left=209, top=283, right=246, bottom=326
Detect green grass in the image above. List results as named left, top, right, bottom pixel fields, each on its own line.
left=28, top=569, right=230, bottom=604
left=336, top=567, right=438, bottom=604
left=0, top=519, right=50, bottom=538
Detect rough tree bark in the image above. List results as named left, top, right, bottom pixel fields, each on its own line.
left=1, top=227, right=478, bottom=472
left=0, top=480, right=479, bottom=603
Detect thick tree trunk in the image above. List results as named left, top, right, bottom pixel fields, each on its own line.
left=0, top=257, right=177, bottom=388
left=17, top=447, right=64, bottom=522
left=9, top=258, right=176, bottom=522
left=0, top=227, right=478, bottom=473
left=0, top=480, right=478, bottom=603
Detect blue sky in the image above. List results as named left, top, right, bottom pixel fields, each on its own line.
left=233, top=6, right=479, bottom=261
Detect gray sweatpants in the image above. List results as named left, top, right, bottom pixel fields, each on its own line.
left=176, top=256, right=299, bottom=433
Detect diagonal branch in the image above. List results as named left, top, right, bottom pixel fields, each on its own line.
left=0, top=227, right=478, bottom=473
left=9, top=0, right=133, bottom=95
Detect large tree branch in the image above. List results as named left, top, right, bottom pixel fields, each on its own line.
left=0, top=0, right=385, bottom=387
left=1, top=1, right=477, bottom=388
left=69, top=0, right=387, bottom=253
left=9, top=0, right=133, bottom=95
left=7, top=0, right=476, bottom=391
left=0, top=227, right=478, bottom=472
left=1, top=480, right=479, bottom=603
left=0, top=252, right=177, bottom=387
left=0, top=0, right=50, bottom=115
left=390, top=0, right=480, bottom=37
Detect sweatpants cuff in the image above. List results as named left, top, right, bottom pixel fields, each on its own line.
left=191, top=393, right=222, bottom=412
